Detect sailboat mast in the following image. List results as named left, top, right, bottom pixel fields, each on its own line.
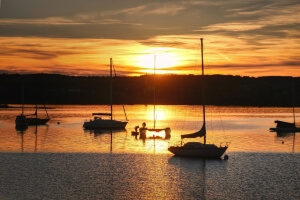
left=292, top=77, right=295, bottom=125
left=110, top=58, right=113, bottom=121
left=200, top=38, right=206, bottom=145
left=35, top=104, right=38, bottom=119
left=154, top=55, right=156, bottom=128
left=35, top=75, right=38, bottom=119
left=21, top=79, right=24, bottom=116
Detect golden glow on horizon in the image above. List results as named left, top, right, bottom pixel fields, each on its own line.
left=0, top=35, right=299, bottom=77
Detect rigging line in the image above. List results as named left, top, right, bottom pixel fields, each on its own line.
left=112, top=60, right=128, bottom=121
left=291, top=77, right=295, bottom=125
left=122, top=105, right=128, bottom=121
left=112, top=62, right=117, bottom=77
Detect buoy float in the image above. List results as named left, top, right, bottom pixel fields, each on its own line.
left=224, top=155, right=229, bottom=160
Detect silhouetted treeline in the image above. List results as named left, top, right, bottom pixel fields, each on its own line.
left=0, top=73, right=299, bottom=107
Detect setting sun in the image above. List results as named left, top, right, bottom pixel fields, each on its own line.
left=134, top=49, right=182, bottom=74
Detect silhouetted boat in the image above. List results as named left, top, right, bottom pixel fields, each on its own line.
left=270, top=120, right=300, bottom=132
left=26, top=104, right=50, bottom=125
left=15, top=78, right=50, bottom=127
left=270, top=79, right=299, bottom=132
left=168, top=38, right=230, bottom=158
left=83, top=58, right=128, bottom=130
left=16, top=106, right=50, bottom=127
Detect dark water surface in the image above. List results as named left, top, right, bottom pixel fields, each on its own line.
left=0, top=153, right=299, bottom=200
left=0, top=105, right=299, bottom=199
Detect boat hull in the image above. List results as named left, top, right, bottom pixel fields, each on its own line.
left=168, top=146, right=228, bottom=158
left=83, top=119, right=127, bottom=129
left=270, top=127, right=300, bottom=132
left=27, top=118, right=50, bottom=125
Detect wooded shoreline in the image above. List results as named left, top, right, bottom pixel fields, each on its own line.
left=1, top=74, right=299, bottom=107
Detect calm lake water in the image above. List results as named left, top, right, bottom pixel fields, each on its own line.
left=0, top=105, right=299, bottom=199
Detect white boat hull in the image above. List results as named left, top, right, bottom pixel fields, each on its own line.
left=83, top=119, right=127, bottom=129
left=168, top=146, right=228, bottom=158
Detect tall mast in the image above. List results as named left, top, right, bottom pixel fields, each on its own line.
left=154, top=55, right=156, bottom=128
left=200, top=38, right=206, bottom=144
left=110, top=58, right=113, bottom=121
left=292, top=77, right=295, bottom=125
left=21, top=78, right=24, bottom=116
left=35, top=104, right=38, bottom=119
left=35, top=75, right=38, bottom=119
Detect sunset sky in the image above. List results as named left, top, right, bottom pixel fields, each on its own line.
left=0, top=0, right=299, bottom=77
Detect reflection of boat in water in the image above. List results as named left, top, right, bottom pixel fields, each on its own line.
left=84, top=128, right=126, bottom=153
left=15, top=125, right=42, bottom=152
left=15, top=83, right=28, bottom=128
left=83, top=58, right=128, bottom=130
left=275, top=131, right=296, bottom=153
left=276, top=130, right=295, bottom=138
left=131, top=56, right=171, bottom=140
left=15, top=121, right=28, bottom=132
left=168, top=38, right=229, bottom=158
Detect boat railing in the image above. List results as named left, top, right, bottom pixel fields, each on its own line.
left=169, top=141, right=231, bottom=148
left=220, top=142, right=231, bottom=148
left=168, top=140, right=185, bottom=148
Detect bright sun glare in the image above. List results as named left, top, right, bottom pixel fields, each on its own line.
left=136, top=51, right=180, bottom=74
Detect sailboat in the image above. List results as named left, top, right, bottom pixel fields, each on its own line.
left=15, top=78, right=50, bottom=127
left=168, top=38, right=229, bottom=158
left=270, top=79, right=299, bottom=132
left=26, top=104, right=50, bottom=125
left=131, top=56, right=171, bottom=139
left=15, top=105, right=50, bottom=127
left=270, top=84, right=300, bottom=132
left=270, top=120, right=300, bottom=132
left=83, top=58, right=128, bottom=130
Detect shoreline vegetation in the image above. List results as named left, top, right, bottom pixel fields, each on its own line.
left=0, top=73, right=299, bottom=107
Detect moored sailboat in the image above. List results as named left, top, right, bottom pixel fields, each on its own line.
left=83, top=58, right=128, bottom=130
left=168, top=38, right=229, bottom=158
left=15, top=79, right=50, bottom=127
left=270, top=78, right=300, bottom=132
left=26, top=104, right=50, bottom=125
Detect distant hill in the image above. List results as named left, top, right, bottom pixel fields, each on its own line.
left=0, top=73, right=299, bottom=106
